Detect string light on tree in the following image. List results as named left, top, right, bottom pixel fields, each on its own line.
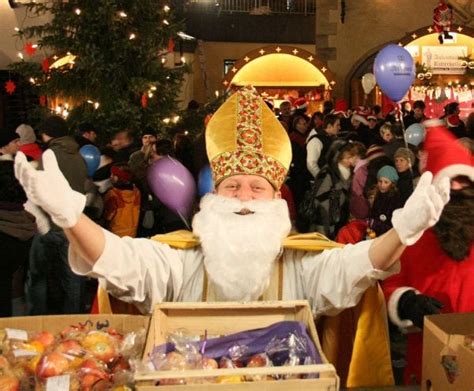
left=11, top=0, right=187, bottom=134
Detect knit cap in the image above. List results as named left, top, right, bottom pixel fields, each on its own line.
left=0, top=130, right=20, bottom=149
left=38, top=116, right=68, bottom=138
left=16, top=124, right=36, bottom=145
left=394, top=147, right=415, bottom=165
left=377, top=165, right=399, bottom=183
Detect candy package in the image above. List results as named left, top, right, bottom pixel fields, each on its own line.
left=148, top=321, right=322, bottom=385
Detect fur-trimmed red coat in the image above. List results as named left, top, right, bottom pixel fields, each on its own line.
left=381, top=229, right=474, bottom=384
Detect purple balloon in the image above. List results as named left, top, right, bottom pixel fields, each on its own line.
left=147, top=156, right=196, bottom=218
left=373, top=44, right=415, bottom=102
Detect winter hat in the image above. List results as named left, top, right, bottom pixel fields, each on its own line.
left=377, top=165, right=399, bottom=183
left=446, top=114, right=460, bottom=128
left=111, top=165, right=133, bottom=183
left=333, top=99, right=349, bottom=117
left=367, top=115, right=377, bottom=121
left=38, top=116, right=68, bottom=139
left=77, top=122, right=98, bottom=134
left=355, top=106, right=371, bottom=117
left=141, top=126, right=157, bottom=137
left=423, top=119, right=474, bottom=184
left=366, top=145, right=385, bottom=161
left=394, top=147, right=415, bottom=165
left=0, top=129, right=20, bottom=149
left=15, top=124, right=36, bottom=145
left=351, top=113, right=369, bottom=126
left=293, top=97, right=307, bottom=110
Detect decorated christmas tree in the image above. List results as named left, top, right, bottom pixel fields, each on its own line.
left=10, top=0, right=188, bottom=135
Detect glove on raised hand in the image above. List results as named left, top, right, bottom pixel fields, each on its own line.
left=14, top=150, right=85, bottom=228
left=398, top=290, right=443, bottom=329
left=392, top=171, right=450, bottom=245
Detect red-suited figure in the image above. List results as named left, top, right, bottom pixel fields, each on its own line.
left=382, top=120, right=474, bottom=384
left=433, top=0, right=454, bottom=44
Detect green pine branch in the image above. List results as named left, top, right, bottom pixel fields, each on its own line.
left=10, top=0, right=188, bottom=137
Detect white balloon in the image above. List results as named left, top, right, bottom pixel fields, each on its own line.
left=361, top=73, right=377, bottom=95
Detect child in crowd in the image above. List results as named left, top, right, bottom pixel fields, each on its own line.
left=103, top=163, right=141, bottom=237
left=299, top=141, right=356, bottom=238
left=367, top=165, right=402, bottom=237
left=394, top=147, right=419, bottom=205
left=379, top=123, right=394, bottom=144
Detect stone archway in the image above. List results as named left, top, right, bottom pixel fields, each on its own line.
left=222, top=45, right=336, bottom=90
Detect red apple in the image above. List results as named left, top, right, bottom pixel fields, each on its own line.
left=0, top=374, right=19, bottom=391
left=108, top=355, right=130, bottom=373
left=82, top=332, right=117, bottom=364
left=245, top=353, right=272, bottom=382
left=30, top=331, right=55, bottom=349
left=79, top=359, right=110, bottom=391
left=0, top=356, right=11, bottom=370
left=36, top=352, right=70, bottom=378
left=199, top=356, right=218, bottom=370
left=55, top=339, right=85, bottom=357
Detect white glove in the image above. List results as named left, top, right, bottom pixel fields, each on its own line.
left=14, top=150, right=86, bottom=228
left=24, top=200, right=51, bottom=235
left=392, top=171, right=450, bottom=245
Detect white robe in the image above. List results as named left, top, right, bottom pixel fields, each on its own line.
left=70, top=228, right=399, bottom=316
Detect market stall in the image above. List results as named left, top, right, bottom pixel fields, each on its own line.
left=349, top=24, right=473, bottom=119
left=222, top=45, right=336, bottom=114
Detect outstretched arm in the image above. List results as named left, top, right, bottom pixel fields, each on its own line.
left=64, top=214, right=105, bottom=266
left=15, top=150, right=105, bottom=266
left=368, top=172, right=450, bottom=270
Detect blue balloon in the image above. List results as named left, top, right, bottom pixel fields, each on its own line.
left=405, top=123, right=425, bottom=146
left=373, top=44, right=415, bottom=102
left=80, top=144, right=101, bottom=177
left=198, top=164, right=214, bottom=197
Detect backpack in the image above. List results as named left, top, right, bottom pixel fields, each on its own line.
left=298, top=166, right=348, bottom=236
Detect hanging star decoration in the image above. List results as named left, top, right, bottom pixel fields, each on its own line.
left=24, top=42, right=37, bottom=56
left=5, top=80, right=16, bottom=95
left=42, top=58, right=50, bottom=73
left=141, top=93, right=148, bottom=108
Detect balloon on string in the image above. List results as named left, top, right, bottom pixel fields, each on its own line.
left=197, top=164, right=214, bottom=197
left=79, top=144, right=101, bottom=177
left=405, top=123, right=425, bottom=146
left=361, top=73, right=376, bottom=95
left=373, top=44, right=415, bottom=102
left=147, top=156, right=196, bottom=219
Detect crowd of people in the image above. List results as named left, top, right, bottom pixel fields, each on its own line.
left=0, top=87, right=473, bottom=385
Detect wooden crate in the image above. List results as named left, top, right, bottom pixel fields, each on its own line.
left=0, top=314, right=150, bottom=336
left=135, top=301, right=339, bottom=391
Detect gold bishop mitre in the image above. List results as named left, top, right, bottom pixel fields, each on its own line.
left=205, top=86, right=292, bottom=190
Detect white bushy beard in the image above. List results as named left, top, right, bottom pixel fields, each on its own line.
left=192, top=193, right=291, bottom=301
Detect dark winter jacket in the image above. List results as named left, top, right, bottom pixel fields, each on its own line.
left=42, top=136, right=88, bottom=194
left=369, top=190, right=402, bottom=236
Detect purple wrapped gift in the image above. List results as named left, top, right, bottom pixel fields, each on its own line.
left=151, top=320, right=322, bottom=368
